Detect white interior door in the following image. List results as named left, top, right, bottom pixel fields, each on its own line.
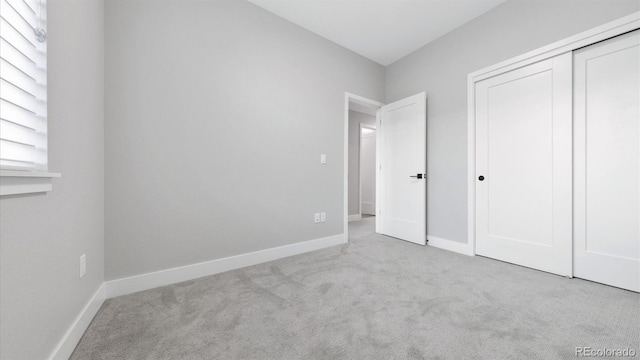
left=360, top=126, right=376, bottom=215
left=475, top=53, right=573, bottom=276
left=378, top=92, right=426, bottom=245
left=573, top=30, right=640, bottom=292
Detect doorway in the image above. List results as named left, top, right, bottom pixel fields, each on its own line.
left=343, top=93, right=383, bottom=238
left=343, top=92, right=428, bottom=245
left=348, top=111, right=377, bottom=223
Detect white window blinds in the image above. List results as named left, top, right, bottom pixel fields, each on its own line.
left=0, top=0, right=47, bottom=171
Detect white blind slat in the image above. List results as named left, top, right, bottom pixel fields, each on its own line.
left=0, top=14, right=36, bottom=48
left=1, top=116, right=34, bottom=129
left=20, top=0, right=35, bottom=14
left=0, top=138, right=45, bottom=162
left=0, top=119, right=44, bottom=146
left=22, top=0, right=44, bottom=23
left=0, top=79, right=45, bottom=112
left=0, top=29, right=44, bottom=67
left=0, top=100, right=44, bottom=130
left=3, top=0, right=35, bottom=29
left=1, top=51, right=47, bottom=85
left=0, top=159, right=35, bottom=169
left=1, top=61, right=46, bottom=97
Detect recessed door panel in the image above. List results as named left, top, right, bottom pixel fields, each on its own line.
left=487, top=70, right=554, bottom=246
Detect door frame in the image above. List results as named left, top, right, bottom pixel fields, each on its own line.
left=359, top=123, right=376, bottom=218
left=467, top=12, right=640, bottom=256
left=344, top=93, right=384, bottom=239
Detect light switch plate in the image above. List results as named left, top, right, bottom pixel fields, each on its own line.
left=320, top=154, right=327, bottom=164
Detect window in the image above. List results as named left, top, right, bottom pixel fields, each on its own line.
left=0, top=0, right=58, bottom=196
left=1, top=0, right=47, bottom=171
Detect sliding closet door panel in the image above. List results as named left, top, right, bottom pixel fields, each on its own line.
left=574, top=30, right=640, bottom=292
left=476, top=53, right=572, bottom=276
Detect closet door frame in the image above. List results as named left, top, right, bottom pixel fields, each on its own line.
left=466, top=12, right=640, bottom=258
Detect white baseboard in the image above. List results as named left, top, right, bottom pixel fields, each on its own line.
left=49, top=283, right=106, bottom=360
left=427, top=235, right=474, bottom=256
left=361, top=202, right=375, bottom=215
left=348, top=214, right=362, bottom=222
left=106, top=234, right=347, bottom=298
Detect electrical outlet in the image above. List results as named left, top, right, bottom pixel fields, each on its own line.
left=314, top=213, right=320, bottom=223
left=79, top=254, right=86, bottom=278
left=320, top=212, right=326, bottom=222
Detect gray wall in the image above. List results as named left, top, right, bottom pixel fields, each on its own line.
left=0, top=0, right=105, bottom=359
left=385, top=0, right=640, bottom=244
left=348, top=110, right=376, bottom=215
left=105, top=0, right=384, bottom=280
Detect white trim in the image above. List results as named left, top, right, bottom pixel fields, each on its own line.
left=427, top=235, right=474, bottom=256
left=106, top=234, right=346, bottom=298
left=467, top=12, right=640, bottom=257
left=375, top=109, right=381, bottom=234
left=467, top=75, right=476, bottom=255
left=344, top=93, right=384, bottom=242
left=0, top=170, right=62, bottom=196
left=48, top=284, right=106, bottom=360
left=0, top=180, right=53, bottom=196
left=0, top=170, right=61, bottom=178
left=348, top=214, right=362, bottom=222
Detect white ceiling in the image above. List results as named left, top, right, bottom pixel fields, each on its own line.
left=247, top=0, right=508, bottom=66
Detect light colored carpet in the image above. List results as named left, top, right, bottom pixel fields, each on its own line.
left=72, top=217, right=640, bottom=359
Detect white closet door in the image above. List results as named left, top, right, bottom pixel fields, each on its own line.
left=573, top=30, right=640, bottom=292
left=475, top=53, right=572, bottom=276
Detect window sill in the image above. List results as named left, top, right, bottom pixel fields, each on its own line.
left=0, top=170, right=62, bottom=196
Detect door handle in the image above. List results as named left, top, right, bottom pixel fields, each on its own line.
left=478, top=175, right=485, bottom=181
left=409, top=174, right=424, bottom=179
